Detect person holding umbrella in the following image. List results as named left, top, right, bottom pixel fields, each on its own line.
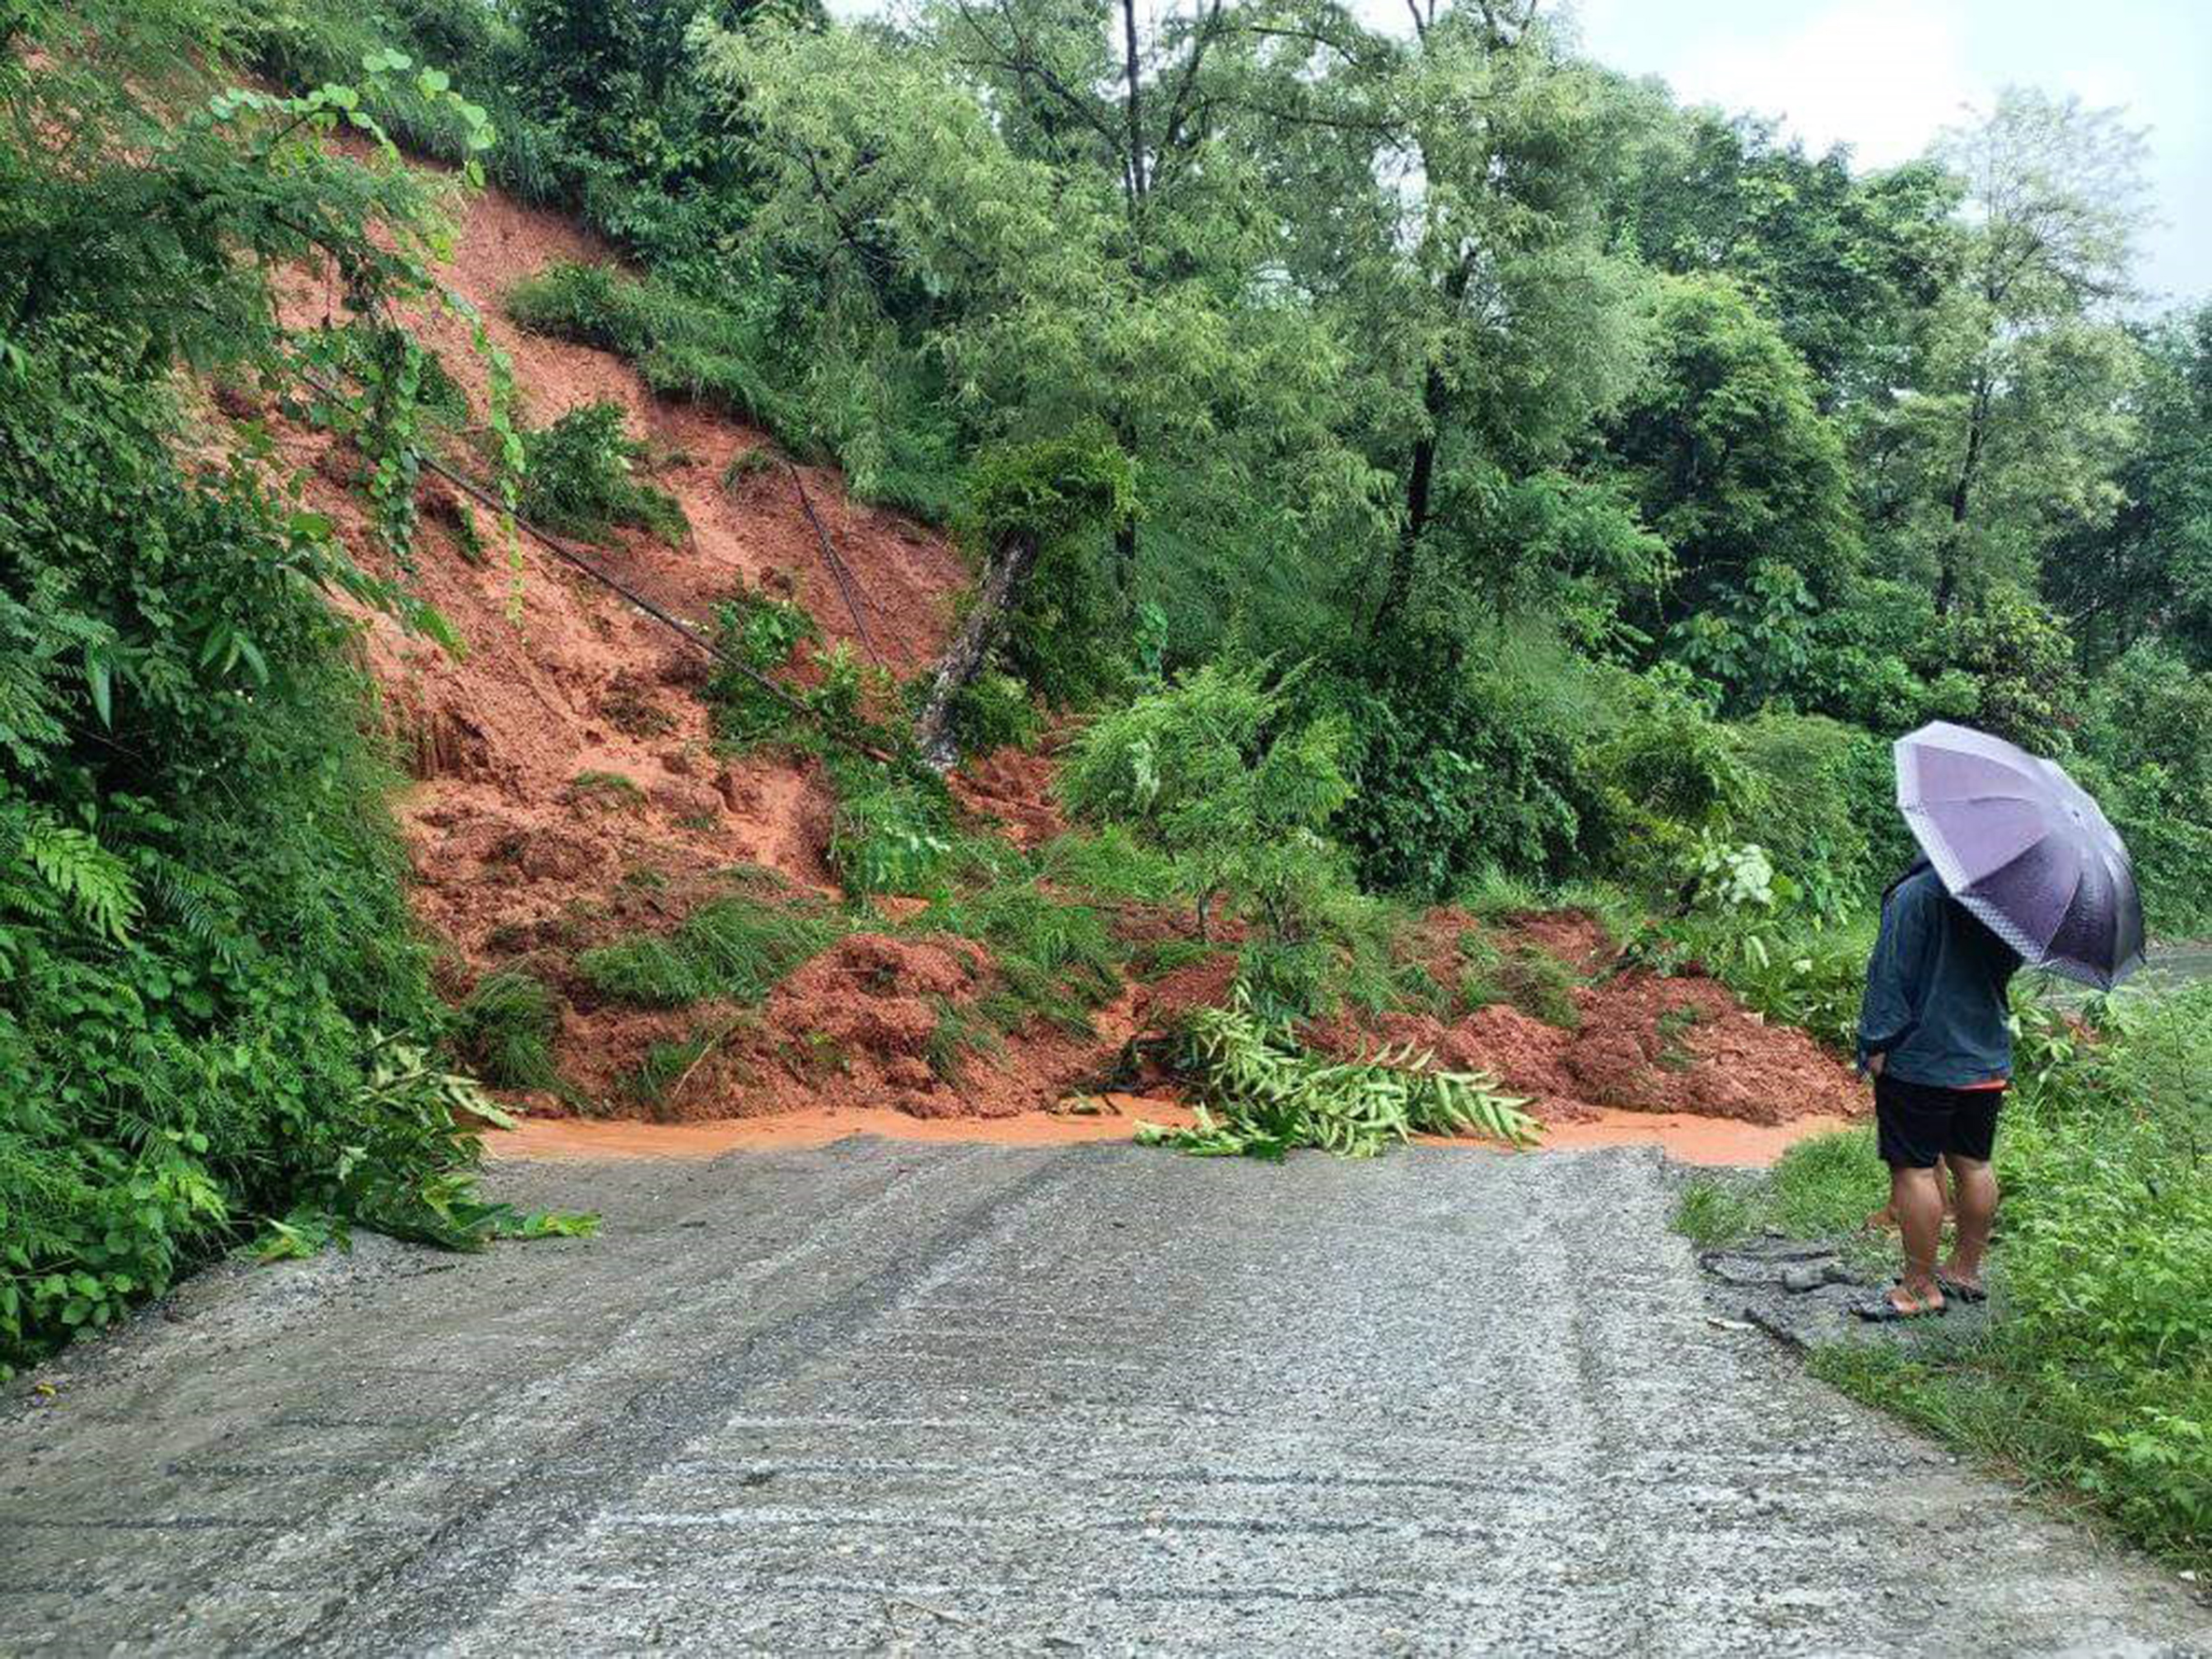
left=1854, top=722, right=2146, bottom=1322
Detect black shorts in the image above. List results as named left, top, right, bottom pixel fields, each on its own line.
left=1874, top=1074, right=2003, bottom=1169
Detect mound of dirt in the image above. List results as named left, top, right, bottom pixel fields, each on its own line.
left=1305, top=916, right=1862, bottom=1128
left=569, top=931, right=1142, bottom=1124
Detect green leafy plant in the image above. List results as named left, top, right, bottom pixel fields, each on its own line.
left=517, top=399, right=687, bottom=546
left=1138, top=992, right=1538, bottom=1161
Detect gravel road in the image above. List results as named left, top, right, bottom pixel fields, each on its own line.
left=3, top=1138, right=2205, bottom=1656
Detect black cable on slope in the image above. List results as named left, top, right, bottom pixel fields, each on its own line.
left=784, top=458, right=883, bottom=667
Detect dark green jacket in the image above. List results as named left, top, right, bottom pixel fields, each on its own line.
left=1856, top=864, right=2022, bottom=1087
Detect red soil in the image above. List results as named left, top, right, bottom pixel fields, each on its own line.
left=257, top=167, right=964, bottom=963
left=949, top=740, right=1070, bottom=847
left=1301, top=919, right=1863, bottom=1128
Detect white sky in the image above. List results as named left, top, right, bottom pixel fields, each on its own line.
left=1566, top=0, right=2210, bottom=305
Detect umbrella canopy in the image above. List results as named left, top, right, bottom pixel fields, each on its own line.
left=1895, top=721, right=2147, bottom=991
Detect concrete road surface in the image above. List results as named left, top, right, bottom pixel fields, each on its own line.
left=3, top=1139, right=2205, bottom=1656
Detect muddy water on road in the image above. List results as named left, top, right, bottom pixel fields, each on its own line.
left=487, top=1099, right=1859, bottom=1167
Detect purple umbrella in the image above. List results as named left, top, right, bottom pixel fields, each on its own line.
left=1895, top=721, right=2147, bottom=990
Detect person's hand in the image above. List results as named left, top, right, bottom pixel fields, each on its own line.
left=1867, top=1052, right=1885, bottom=1078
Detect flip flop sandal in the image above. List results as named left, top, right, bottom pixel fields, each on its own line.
left=1936, top=1275, right=1987, bottom=1304
left=1852, top=1287, right=1948, bottom=1322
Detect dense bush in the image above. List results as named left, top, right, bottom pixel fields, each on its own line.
left=1328, top=631, right=1611, bottom=899
left=0, top=12, right=576, bottom=1374
left=519, top=400, right=688, bottom=545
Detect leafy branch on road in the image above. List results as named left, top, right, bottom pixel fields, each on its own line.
left=1139, top=992, right=1538, bottom=1160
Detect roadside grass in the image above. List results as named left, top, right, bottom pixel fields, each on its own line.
left=1673, top=1123, right=1883, bottom=1248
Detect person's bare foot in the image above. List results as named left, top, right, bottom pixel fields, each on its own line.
left=1855, top=1281, right=1947, bottom=1321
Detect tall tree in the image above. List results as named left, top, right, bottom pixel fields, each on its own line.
left=1604, top=99, right=1959, bottom=410
left=1236, top=0, right=1649, bottom=637
left=1607, top=273, right=1860, bottom=707
left=1860, top=89, right=2149, bottom=613
left=2046, top=305, right=2212, bottom=670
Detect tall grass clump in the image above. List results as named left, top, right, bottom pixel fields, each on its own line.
left=576, top=894, right=838, bottom=1010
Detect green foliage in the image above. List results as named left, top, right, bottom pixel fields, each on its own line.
left=518, top=400, right=687, bottom=546
left=448, top=970, right=561, bottom=1091
left=1138, top=992, right=1538, bottom=1161
left=575, top=892, right=837, bottom=1011
left=923, top=997, right=1004, bottom=1085
left=1730, top=712, right=1909, bottom=920
left=1060, top=662, right=1356, bottom=982
left=826, top=752, right=958, bottom=899
left=949, top=671, right=1043, bottom=755
left=2072, top=645, right=2212, bottom=934
left=1330, top=631, right=1611, bottom=898
left=0, top=10, right=573, bottom=1376
left=911, top=875, right=1122, bottom=1035
left=1940, top=592, right=2082, bottom=748
left=705, top=588, right=819, bottom=746
left=1031, top=829, right=1183, bottom=905
left=1614, top=275, right=1861, bottom=708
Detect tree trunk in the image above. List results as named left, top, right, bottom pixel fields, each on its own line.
left=1374, top=362, right=1447, bottom=635
left=913, top=532, right=1041, bottom=770
left=1935, top=373, right=1992, bottom=615
left=1120, top=0, right=1146, bottom=210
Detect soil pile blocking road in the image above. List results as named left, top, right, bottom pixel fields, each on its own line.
left=3, top=1142, right=2202, bottom=1655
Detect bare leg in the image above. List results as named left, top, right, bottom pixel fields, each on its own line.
left=1868, top=1164, right=1958, bottom=1234
left=1940, top=1154, right=1998, bottom=1290
left=1886, top=1164, right=1946, bottom=1313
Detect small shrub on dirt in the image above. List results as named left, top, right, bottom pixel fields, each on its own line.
left=621, top=1024, right=749, bottom=1113
left=1138, top=992, right=1539, bottom=1160
left=824, top=746, right=960, bottom=899
left=518, top=399, right=688, bottom=547
left=722, top=447, right=777, bottom=489
left=1654, top=1003, right=1703, bottom=1070
left=448, top=970, right=562, bottom=1092
left=707, top=590, right=819, bottom=746
left=1456, top=932, right=1583, bottom=1029
left=1503, top=947, right=1583, bottom=1030
left=575, top=935, right=698, bottom=1009
left=1130, top=938, right=1221, bottom=981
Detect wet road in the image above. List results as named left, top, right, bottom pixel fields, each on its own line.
left=2, top=1139, right=2205, bottom=1656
